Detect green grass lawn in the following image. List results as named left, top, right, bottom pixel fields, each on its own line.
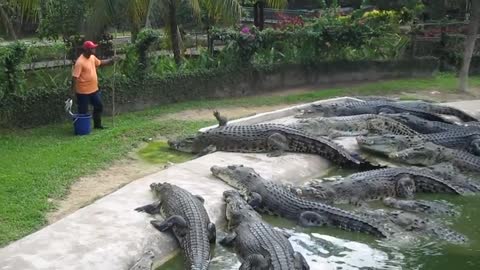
left=1, top=73, right=479, bottom=247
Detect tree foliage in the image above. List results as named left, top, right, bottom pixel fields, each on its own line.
left=37, top=0, right=87, bottom=40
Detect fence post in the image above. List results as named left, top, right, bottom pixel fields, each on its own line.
left=410, top=21, right=417, bottom=58
left=439, top=21, right=447, bottom=70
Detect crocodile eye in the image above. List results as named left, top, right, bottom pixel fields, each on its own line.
left=228, top=165, right=236, bottom=170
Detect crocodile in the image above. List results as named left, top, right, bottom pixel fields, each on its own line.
left=356, top=129, right=480, bottom=156
left=291, top=114, right=419, bottom=138
left=386, top=113, right=461, bottom=134
left=291, top=167, right=464, bottom=205
left=221, top=190, right=310, bottom=270
left=397, top=101, right=478, bottom=122
left=134, top=183, right=216, bottom=270
left=296, top=100, right=452, bottom=123
left=210, top=164, right=387, bottom=238
left=382, top=197, right=459, bottom=216
left=169, top=123, right=377, bottom=169
left=356, top=209, right=467, bottom=244
left=389, top=142, right=480, bottom=173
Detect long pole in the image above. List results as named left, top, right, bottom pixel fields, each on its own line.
left=112, top=46, right=116, bottom=128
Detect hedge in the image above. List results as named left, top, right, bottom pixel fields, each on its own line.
left=0, top=57, right=439, bottom=128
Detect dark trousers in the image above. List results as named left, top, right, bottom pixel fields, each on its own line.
left=76, top=90, right=104, bottom=128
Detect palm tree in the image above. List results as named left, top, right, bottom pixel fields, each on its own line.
left=0, top=0, right=39, bottom=40
left=253, top=0, right=287, bottom=30
left=88, top=0, right=242, bottom=65
left=159, top=0, right=242, bottom=64
left=459, top=0, right=480, bottom=93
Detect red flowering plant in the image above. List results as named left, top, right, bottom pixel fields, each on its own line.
left=275, top=13, right=304, bottom=30
left=236, top=26, right=262, bottom=63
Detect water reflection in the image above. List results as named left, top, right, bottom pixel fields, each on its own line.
left=288, top=232, right=404, bottom=270
left=158, top=225, right=405, bottom=270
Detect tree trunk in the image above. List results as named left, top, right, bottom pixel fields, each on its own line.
left=253, top=2, right=259, bottom=28
left=459, top=0, right=480, bottom=93
left=259, top=1, right=265, bottom=30
left=169, top=1, right=181, bottom=65
left=131, top=23, right=140, bottom=42
left=145, top=0, right=154, bottom=28
left=253, top=1, right=265, bottom=30
left=0, top=5, right=17, bottom=40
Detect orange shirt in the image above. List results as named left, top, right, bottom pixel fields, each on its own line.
left=72, top=54, right=101, bottom=94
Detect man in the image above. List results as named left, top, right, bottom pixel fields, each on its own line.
left=72, top=40, right=116, bottom=129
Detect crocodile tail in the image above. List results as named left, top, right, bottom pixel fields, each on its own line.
left=429, top=105, right=478, bottom=122
left=391, top=105, right=454, bottom=124
left=430, top=225, right=468, bottom=244
left=324, top=208, right=388, bottom=238
left=408, top=110, right=453, bottom=123
left=414, top=175, right=465, bottom=195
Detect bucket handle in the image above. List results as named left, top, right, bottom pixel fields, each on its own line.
left=72, top=115, right=89, bottom=124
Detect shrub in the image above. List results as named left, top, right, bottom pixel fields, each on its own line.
left=0, top=42, right=28, bottom=99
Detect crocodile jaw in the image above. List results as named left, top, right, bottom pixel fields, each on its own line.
left=168, top=136, right=196, bottom=153
left=356, top=135, right=406, bottom=154
left=211, top=165, right=245, bottom=190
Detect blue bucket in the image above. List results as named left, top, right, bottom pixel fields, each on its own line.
left=72, top=114, right=92, bottom=135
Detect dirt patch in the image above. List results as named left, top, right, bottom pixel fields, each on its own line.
left=397, top=89, right=478, bottom=102
left=47, top=151, right=162, bottom=224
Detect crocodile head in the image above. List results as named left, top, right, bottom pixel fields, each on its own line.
left=388, top=211, right=427, bottom=231
left=223, top=190, right=261, bottom=228
left=389, top=142, right=442, bottom=166
left=149, top=182, right=176, bottom=200
left=168, top=135, right=201, bottom=153
left=295, top=103, right=340, bottom=118
left=395, top=175, right=416, bottom=198
left=211, top=165, right=260, bottom=191
left=356, top=135, right=419, bottom=155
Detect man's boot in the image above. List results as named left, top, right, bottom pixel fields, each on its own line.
left=93, top=112, right=106, bottom=129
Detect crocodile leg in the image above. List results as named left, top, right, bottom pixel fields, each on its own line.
left=266, top=133, right=289, bottom=157
left=378, top=107, right=397, bottom=114
left=151, top=215, right=187, bottom=233
left=329, top=129, right=368, bottom=138
left=349, top=197, right=366, bottom=207
left=294, top=252, right=310, bottom=270
left=247, top=192, right=263, bottom=209
left=240, top=254, right=270, bottom=270
left=219, top=232, right=237, bottom=247
left=274, top=227, right=292, bottom=239
left=468, top=137, right=480, bottom=156
left=195, top=145, right=217, bottom=157
left=194, top=195, right=205, bottom=203
left=299, top=211, right=328, bottom=227
left=207, top=222, right=216, bottom=243
left=134, top=201, right=162, bottom=215
left=395, top=174, right=416, bottom=199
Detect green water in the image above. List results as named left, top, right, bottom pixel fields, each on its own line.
left=157, top=167, right=480, bottom=270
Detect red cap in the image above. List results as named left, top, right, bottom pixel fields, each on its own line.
left=83, top=40, right=98, bottom=50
